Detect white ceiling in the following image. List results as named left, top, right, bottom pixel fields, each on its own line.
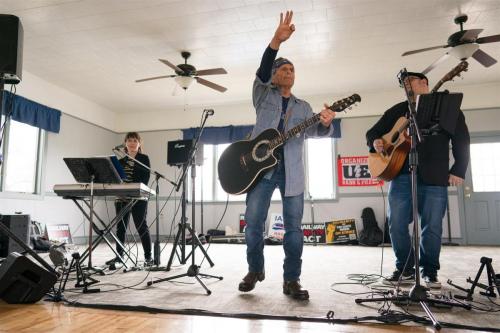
left=3, top=0, right=500, bottom=116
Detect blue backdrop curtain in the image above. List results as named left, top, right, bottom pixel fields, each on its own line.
left=182, top=125, right=254, bottom=144
left=182, top=119, right=341, bottom=144
left=1, top=90, right=62, bottom=133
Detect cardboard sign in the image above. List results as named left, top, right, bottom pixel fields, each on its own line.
left=325, top=219, right=357, bottom=244
left=46, top=224, right=73, bottom=244
left=268, top=213, right=284, bottom=240
left=302, top=223, right=326, bottom=243
left=239, top=213, right=246, bottom=233
left=337, top=155, right=383, bottom=186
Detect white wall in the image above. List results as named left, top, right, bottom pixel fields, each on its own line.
left=115, top=81, right=500, bottom=132
left=15, top=71, right=117, bottom=132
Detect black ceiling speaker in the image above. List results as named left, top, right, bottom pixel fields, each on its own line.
left=0, top=14, right=23, bottom=84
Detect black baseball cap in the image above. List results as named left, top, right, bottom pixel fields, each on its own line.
left=399, top=71, right=428, bottom=84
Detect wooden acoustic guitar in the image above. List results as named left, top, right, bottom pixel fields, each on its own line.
left=368, top=61, right=468, bottom=181
left=218, top=94, right=361, bottom=195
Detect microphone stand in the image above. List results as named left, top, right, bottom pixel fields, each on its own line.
left=112, top=147, right=177, bottom=269
left=355, top=69, right=469, bottom=330
left=148, top=109, right=222, bottom=294
left=309, top=193, right=317, bottom=246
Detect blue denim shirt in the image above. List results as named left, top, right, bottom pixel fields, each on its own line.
left=251, top=75, right=333, bottom=196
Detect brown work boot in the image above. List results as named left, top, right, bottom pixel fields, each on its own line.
left=283, top=280, right=309, bottom=300
left=238, top=272, right=265, bottom=292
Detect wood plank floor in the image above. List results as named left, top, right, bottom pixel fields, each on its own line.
left=0, top=301, right=482, bottom=332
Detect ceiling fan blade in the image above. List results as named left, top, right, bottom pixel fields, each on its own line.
left=402, top=45, right=448, bottom=56
left=476, top=34, right=500, bottom=44
left=135, top=74, right=176, bottom=83
left=158, top=59, right=183, bottom=73
left=422, top=53, right=450, bottom=74
left=195, top=77, right=227, bottom=93
left=472, top=48, right=497, bottom=67
left=195, top=68, right=228, bottom=76
left=460, top=29, right=484, bottom=42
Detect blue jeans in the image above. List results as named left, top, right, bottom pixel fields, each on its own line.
left=388, top=174, right=447, bottom=275
left=244, top=162, right=304, bottom=281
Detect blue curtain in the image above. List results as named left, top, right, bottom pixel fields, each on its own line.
left=182, top=125, right=254, bottom=144
left=1, top=90, right=62, bottom=133
left=331, top=118, right=341, bottom=138
left=182, top=119, right=341, bottom=144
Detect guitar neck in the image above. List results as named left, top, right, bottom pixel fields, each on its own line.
left=269, top=113, right=321, bottom=149
left=431, top=80, right=445, bottom=93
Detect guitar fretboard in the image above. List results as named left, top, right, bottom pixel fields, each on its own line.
left=268, top=113, right=321, bottom=149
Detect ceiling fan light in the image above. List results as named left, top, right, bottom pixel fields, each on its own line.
left=450, top=43, right=479, bottom=60
left=174, top=76, right=194, bottom=89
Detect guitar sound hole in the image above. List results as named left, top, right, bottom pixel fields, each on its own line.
left=255, top=145, right=269, bottom=159
left=252, top=140, right=272, bottom=162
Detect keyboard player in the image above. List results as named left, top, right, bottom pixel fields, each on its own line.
left=106, top=132, right=153, bottom=267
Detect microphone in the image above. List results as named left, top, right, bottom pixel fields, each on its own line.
left=113, top=144, right=125, bottom=150
left=204, top=109, right=214, bottom=116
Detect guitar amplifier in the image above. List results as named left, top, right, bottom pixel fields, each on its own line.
left=0, top=214, right=31, bottom=258
left=167, top=139, right=203, bottom=166
left=0, top=252, right=57, bottom=303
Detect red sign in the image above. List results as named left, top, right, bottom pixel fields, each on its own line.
left=337, top=155, right=383, bottom=187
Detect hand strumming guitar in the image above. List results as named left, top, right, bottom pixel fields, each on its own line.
left=373, top=139, right=384, bottom=153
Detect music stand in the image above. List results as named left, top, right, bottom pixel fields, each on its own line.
left=419, top=92, right=463, bottom=247
left=356, top=73, right=468, bottom=330
left=416, top=91, right=463, bottom=136
left=64, top=157, right=122, bottom=273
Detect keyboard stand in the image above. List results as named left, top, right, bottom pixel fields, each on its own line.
left=68, top=196, right=141, bottom=269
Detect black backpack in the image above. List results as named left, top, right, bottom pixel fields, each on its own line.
left=359, top=207, right=383, bottom=246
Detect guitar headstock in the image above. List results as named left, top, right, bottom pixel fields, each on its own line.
left=329, top=94, right=361, bottom=113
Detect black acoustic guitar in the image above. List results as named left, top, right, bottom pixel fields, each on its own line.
left=218, top=94, right=361, bottom=195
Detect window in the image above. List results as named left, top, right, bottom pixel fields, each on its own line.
left=470, top=142, right=500, bottom=192
left=0, top=118, right=45, bottom=194
left=188, top=138, right=337, bottom=202
left=305, top=137, right=336, bottom=200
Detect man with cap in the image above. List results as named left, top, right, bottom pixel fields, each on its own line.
left=237, top=11, right=336, bottom=300
left=366, top=72, right=470, bottom=289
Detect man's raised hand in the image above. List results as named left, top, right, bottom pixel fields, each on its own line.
left=271, top=11, right=295, bottom=49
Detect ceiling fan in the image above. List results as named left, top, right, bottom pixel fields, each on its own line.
left=136, top=51, right=228, bottom=93
left=402, top=14, right=500, bottom=74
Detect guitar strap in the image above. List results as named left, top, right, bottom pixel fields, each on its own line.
left=282, top=105, right=293, bottom=133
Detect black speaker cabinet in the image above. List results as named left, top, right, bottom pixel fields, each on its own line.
left=0, top=14, right=23, bottom=84
left=167, top=139, right=204, bottom=166
left=0, top=214, right=31, bottom=258
left=0, top=252, right=57, bottom=303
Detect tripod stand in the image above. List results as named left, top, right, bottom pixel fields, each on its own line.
left=448, top=256, right=500, bottom=301
left=165, top=168, right=214, bottom=271
left=148, top=109, right=222, bottom=294
left=356, top=69, right=468, bottom=330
